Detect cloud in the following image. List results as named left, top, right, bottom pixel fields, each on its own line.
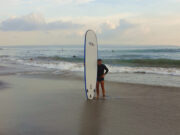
left=0, top=13, right=83, bottom=31
left=52, top=0, right=95, bottom=4
left=99, top=19, right=136, bottom=38
left=1, top=12, right=180, bottom=46
left=0, top=0, right=94, bottom=7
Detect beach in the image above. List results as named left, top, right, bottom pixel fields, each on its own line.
left=0, top=65, right=180, bottom=135
left=1, top=0, right=180, bottom=134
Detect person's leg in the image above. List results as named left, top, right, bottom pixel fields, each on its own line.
left=100, top=81, right=105, bottom=97
left=96, top=81, right=100, bottom=99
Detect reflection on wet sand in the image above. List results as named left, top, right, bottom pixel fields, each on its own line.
left=0, top=81, right=8, bottom=90
left=79, top=100, right=105, bottom=135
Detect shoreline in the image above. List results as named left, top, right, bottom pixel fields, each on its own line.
left=1, top=69, right=180, bottom=89
left=0, top=61, right=180, bottom=88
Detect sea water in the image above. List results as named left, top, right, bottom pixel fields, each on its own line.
left=0, top=45, right=180, bottom=87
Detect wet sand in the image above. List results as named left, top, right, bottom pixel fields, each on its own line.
left=0, top=81, right=8, bottom=90
left=0, top=73, right=180, bottom=135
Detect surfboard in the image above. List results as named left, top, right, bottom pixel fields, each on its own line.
left=84, top=30, right=98, bottom=100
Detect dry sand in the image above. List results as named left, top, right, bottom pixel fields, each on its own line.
left=0, top=73, right=180, bottom=135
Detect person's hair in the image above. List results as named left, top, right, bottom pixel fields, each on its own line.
left=98, top=59, right=102, bottom=61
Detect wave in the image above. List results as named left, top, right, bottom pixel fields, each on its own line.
left=2, top=54, right=180, bottom=68
left=22, top=61, right=84, bottom=72
left=31, top=56, right=180, bottom=68
left=0, top=55, right=9, bottom=58
left=127, top=48, right=180, bottom=53
left=35, top=56, right=83, bottom=62
left=21, top=61, right=180, bottom=76
left=1, top=56, right=180, bottom=76
left=104, top=59, right=180, bottom=68
left=100, top=48, right=180, bottom=53
left=109, top=66, right=180, bottom=76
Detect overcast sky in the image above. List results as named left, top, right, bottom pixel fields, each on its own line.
left=0, top=0, right=180, bottom=46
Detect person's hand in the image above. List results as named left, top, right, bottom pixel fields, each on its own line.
left=101, top=74, right=105, bottom=78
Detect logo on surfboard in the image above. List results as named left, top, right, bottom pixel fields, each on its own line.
left=89, top=42, right=95, bottom=46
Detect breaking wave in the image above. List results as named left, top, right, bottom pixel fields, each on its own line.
left=32, top=56, right=180, bottom=68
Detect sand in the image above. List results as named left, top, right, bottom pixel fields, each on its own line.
left=0, top=72, right=180, bottom=135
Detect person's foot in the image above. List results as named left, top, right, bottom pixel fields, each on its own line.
left=103, top=95, right=106, bottom=98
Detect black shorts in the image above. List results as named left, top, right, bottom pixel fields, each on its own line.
left=97, top=77, right=104, bottom=82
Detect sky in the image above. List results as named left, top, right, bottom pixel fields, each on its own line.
left=0, top=0, right=180, bottom=46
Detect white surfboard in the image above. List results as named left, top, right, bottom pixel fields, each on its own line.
left=84, top=30, right=98, bottom=99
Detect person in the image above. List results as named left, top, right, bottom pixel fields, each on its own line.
left=96, top=59, right=109, bottom=99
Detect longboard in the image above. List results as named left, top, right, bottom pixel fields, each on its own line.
left=84, top=30, right=98, bottom=99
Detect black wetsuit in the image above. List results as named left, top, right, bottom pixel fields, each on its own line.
left=97, top=64, right=109, bottom=82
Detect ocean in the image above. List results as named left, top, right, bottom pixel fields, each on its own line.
left=0, top=45, right=180, bottom=87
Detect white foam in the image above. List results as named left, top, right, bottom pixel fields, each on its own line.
left=108, top=65, right=180, bottom=76
left=22, top=61, right=84, bottom=72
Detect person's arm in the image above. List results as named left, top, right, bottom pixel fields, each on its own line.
left=101, top=65, right=109, bottom=78
left=104, top=65, right=109, bottom=75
